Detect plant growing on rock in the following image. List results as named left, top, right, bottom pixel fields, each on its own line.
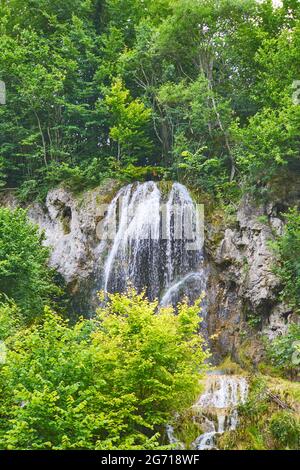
left=0, top=207, right=63, bottom=321
left=271, top=207, right=300, bottom=314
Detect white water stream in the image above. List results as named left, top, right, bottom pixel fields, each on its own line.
left=167, top=373, right=248, bottom=450
left=96, top=181, right=204, bottom=304
left=95, top=181, right=247, bottom=450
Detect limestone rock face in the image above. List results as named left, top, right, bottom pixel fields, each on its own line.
left=28, top=188, right=94, bottom=283
left=23, top=180, right=119, bottom=311
left=206, top=195, right=295, bottom=361
left=0, top=181, right=297, bottom=359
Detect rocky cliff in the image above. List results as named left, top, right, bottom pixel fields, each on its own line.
left=205, top=179, right=300, bottom=364
left=1, top=180, right=298, bottom=360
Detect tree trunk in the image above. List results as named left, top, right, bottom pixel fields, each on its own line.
left=34, top=111, right=48, bottom=167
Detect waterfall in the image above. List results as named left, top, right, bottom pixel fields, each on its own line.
left=166, top=423, right=184, bottom=450
left=95, top=181, right=247, bottom=450
left=160, top=271, right=206, bottom=307
left=192, top=374, right=248, bottom=450
left=167, top=373, right=248, bottom=450
left=96, top=181, right=204, bottom=304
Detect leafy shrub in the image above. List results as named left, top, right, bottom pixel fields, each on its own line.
left=267, top=324, right=300, bottom=377
left=269, top=411, right=300, bottom=449
left=114, top=163, right=166, bottom=182
left=0, top=290, right=209, bottom=450
left=0, top=207, right=62, bottom=320
left=0, top=298, right=21, bottom=340
left=271, top=207, right=300, bottom=313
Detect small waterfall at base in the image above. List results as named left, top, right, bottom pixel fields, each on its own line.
left=192, top=374, right=248, bottom=450
left=167, top=373, right=248, bottom=450
left=96, top=181, right=205, bottom=305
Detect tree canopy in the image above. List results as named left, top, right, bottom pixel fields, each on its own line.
left=0, top=207, right=62, bottom=320
left=0, top=0, right=299, bottom=198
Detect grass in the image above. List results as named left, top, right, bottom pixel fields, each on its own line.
left=218, top=372, right=300, bottom=450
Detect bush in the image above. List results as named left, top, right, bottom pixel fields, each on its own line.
left=0, top=290, right=209, bottom=450
left=0, top=298, right=21, bottom=340
left=114, top=163, right=166, bottom=182
left=0, top=207, right=62, bottom=321
left=267, top=324, right=300, bottom=377
left=269, top=411, right=300, bottom=449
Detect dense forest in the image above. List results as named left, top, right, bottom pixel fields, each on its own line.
left=0, top=0, right=300, bottom=452
left=0, top=0, right=299, bottom=198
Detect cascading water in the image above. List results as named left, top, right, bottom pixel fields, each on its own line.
left=192, top=373, right=248, bottom=450
left=168, top=373, right=248, bottom=450
left=96, top=181, right=205, bottom=305
left=95, top=181, right=247, bottom=449
left=160, top=272, right=206, bottom=307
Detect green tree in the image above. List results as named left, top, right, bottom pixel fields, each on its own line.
left=0, top=207, right=61, bottom=320
left=104, top=78, right=152, bottom=164
left=232, top=20, right=300, bottom=186
left=1, top=0, right=300, bottom=198
left=0, top=1, right=107, bottom=193
left=0, top=290, right=209, bottom=449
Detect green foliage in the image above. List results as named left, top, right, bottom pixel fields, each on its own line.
left=267, top=324, right=300, bottom=377
left=171, top=408, right=203, bottom=450
left=0, top=207, right=62, bottom=320
left=104, top=78, right=152, bottom=164
left=0, top=0, right=299, bottom=198
left=0, top=298, right=21, bottom=340
left=112, top=164, right=166, bottom=182
left=0, top=1, right=108, bottom=190
left=233, top=105, right=300, bottom=186
left=0, top=290, right=209, bottom=449
left=246, top=312, right=261, bottom=330
left=269, top=411, right=300, bottom=448
left=271, top=208, right=300, bottom=313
